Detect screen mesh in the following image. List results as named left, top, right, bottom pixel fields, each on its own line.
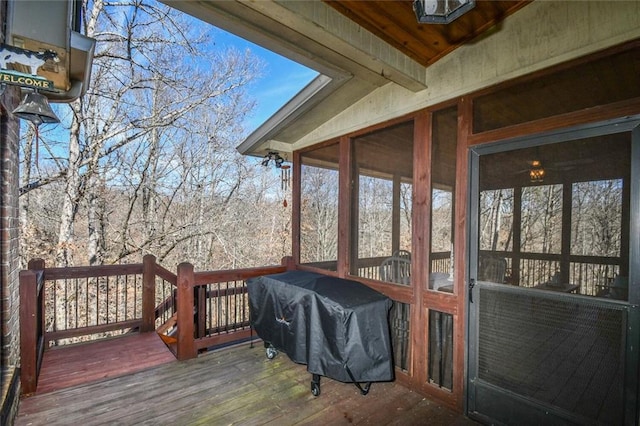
left=478, top=288, right=626, bottom=424
left=390, top=301, right=411, bottom=372
left=429, top=309, right=453, bottom=390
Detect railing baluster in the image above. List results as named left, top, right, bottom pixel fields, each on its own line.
left=234, top=280, right=239, bottom=331
left=116, top=275, right=120, bottom=324
left=127, top=275, right=130, bottom=321
left=63, top=278, right=68, bottom=331
left=217, top=284, right=222, bottom=333
left=208, top=283, right=213, bottom=335
left=226, top=281, right=230, bottom=332
left=95, top=276, right=98, bottom=330
left=84, top=277, right=88, bottom=328
left=109, top=275, right=113, bottom=325
left=73, top=278, right=78, bottom=330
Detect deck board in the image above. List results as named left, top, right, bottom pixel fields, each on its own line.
left=17, top=342, right=478, bottom=425
left=34, top=332, right=176, bottom=395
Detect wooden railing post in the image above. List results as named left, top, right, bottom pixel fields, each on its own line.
left=281, top=256, right=295, bottom=270
left=28, top=258, right=45, bottom=270
left=28, top=258, right=46, bottom=351
left=176, top=262, right=196, bottom=360
left=20, top=260, right=44, bottom=395
left=141, top=254, right=156, bottom=332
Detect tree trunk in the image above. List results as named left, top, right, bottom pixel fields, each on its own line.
left=87, top=174, right=106, bottom=265
left=19, top=127, right=35, bottom=267
left=491, top=191, right=503, bottom=252
left=55, top=101, right=83, bottom=267
left=142, top=86, right=161, bottom=257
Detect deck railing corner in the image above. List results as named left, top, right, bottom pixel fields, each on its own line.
left=19, top=259, right=45, bottom=395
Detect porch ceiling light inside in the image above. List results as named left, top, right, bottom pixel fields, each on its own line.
left=413, top=0, right=475, bottom=24
left=529, top=160, right=545, bottom=183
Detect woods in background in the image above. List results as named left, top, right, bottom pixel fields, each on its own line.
left=19, top=0, right=291, bottom=271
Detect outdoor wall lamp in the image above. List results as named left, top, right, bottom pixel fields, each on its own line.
left=413, top=0, right=475, bottom=24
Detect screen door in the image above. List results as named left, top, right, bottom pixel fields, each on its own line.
left=467, top=120, right=639, bottom=425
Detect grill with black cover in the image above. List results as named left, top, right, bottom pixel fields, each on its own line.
left=247, top=271, right=394, bottom=396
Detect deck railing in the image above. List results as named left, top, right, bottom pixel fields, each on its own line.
left=20, top=250, right=620, bottom=394
left=175, top=264, right=288, bottom=360
left=363, top=252, right=451, bottom=281
left=19, top=255, right=289, bottom=394
left=19, top=255, right=165, bottom=394
left=31, top=255, right=164, bottom=347
left=481, top=250, right=621, bottom=296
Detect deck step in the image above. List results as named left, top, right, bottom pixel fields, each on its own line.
left=155, top=313, right=177, bottom=335
left=158, top=333, right=177, bottom=345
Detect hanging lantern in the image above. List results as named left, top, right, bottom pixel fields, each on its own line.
left=413, top=0, right=475, bottom=24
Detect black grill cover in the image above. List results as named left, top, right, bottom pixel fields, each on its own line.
left=247, top=271, right=394, bottom=384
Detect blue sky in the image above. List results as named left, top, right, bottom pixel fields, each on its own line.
left=211, top=28, right=319, bottom=134
left=34, top=10, right=318, bottom=162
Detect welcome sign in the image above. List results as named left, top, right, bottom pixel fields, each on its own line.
left=0, top=70, right=54, bottom=91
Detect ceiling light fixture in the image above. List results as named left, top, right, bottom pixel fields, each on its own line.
left=529, top=160, right=545, bottom=183
left=413, top=0, right=475, bottom=24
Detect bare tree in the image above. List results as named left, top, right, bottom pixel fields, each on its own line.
left=18, top=0, right=266, bottom=268
left=300, top=166, right=339, bottom=263
left=572, top=179, right=622, bottom=257
left=520, top=185, right=562, bottom=254
left=479, top=189, right=514, bottom=252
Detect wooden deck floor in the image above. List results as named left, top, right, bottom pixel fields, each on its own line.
left=17, top=341, right=478, bottom=425
left=34, top=332, right=176, bottom=394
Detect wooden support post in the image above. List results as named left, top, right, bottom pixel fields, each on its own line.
left=141, top=254, right=156, bottom=333
left=560, top=185, right=573, bottom=285
left=281, top=256, right=295, bottom=270
left=391, top=173, right=401, bottom=255
left=411, top=111, right=430, bottom=384
left=19, top=269, right=39, bottom=395
left=292, top=150, right=302, bottom=266
left=176, top=262, right=196, bottom=360
left=339, top=135, right=354, bottom=277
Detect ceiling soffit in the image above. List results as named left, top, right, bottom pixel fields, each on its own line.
left=161, top=1, right=531, bottom=156
left=164, top=0, right=427, bottom=91
left=325, top=1, right=531, bottom=68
